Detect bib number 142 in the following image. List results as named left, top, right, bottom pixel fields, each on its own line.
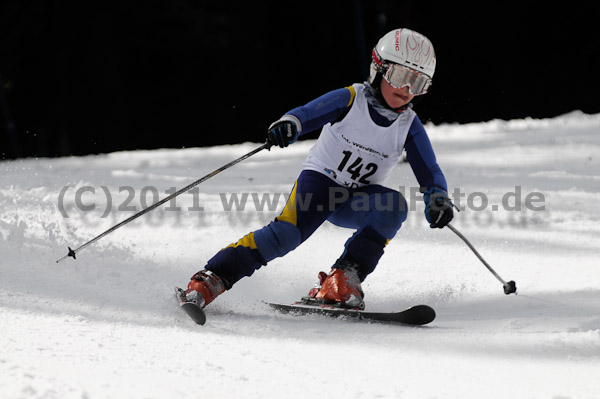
left=337, top=150, right=378, bottom=184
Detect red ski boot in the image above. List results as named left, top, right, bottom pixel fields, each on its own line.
left=309, top=261, right=365, bottom=310
left=185, top=270, right=226, bottom=308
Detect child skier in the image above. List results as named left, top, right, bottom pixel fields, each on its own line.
left=183, top=28, right=453, bottom=310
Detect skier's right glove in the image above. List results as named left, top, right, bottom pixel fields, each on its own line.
left=424, top=188, right=454, bottom=228
left=267, top=118, right=299, bottom=148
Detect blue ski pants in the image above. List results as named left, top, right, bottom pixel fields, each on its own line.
left=205, top=170, right=408, bottom=287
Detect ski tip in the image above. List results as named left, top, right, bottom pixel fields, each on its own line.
left=175, top=287, right=207, bottom=325
left=409, top=305, right=436, bottom=325
left=182, top=303, right=207, bottom=325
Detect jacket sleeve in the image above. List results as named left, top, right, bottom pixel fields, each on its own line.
left=282, top=86, right=356, bottom=135
left=404, top=115, right=448, bottom=192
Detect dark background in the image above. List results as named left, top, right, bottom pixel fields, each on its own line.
left=1, top=1, right=599, bottom=159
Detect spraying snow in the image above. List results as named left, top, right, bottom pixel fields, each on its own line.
left=1, top=111, right=599, bottom=398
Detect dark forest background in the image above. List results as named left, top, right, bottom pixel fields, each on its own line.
left=1, top=1, right=599, bottom=159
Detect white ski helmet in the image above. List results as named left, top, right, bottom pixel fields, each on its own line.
left=369, top=28, right=436, bottom=89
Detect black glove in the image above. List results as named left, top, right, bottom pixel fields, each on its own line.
left=424, top=188, right=454, bottom=228
left=267, top=120, right=299, bottom=148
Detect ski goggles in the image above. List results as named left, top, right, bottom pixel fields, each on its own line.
left=382, top=63, right=432, bottom=95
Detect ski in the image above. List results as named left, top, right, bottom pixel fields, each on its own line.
left=175, top=287, right=207, bottom=325
left=266, top=298, right=436, bottom=326
left=175, top=287, right=435, bottom=326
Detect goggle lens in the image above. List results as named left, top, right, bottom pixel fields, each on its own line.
left=383, top=64, right=432, bottom=95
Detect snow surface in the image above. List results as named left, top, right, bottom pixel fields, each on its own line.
left=1, top=111, right=600, bottom=399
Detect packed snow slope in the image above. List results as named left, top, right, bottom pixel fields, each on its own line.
left=1, top=111, right=599, bottom=399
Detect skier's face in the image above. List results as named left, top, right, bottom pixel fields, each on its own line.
left=380, top=79, right=415, bottom=109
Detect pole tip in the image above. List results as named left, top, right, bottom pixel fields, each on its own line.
left=56, top=246, right=76, bottom=263
left=503, top=280, right=517, bottom=295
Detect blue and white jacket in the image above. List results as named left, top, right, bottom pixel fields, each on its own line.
left=277, top=83, right=448, bottom=193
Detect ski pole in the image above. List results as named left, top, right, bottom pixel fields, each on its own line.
left=446, top=223, right=517, bottom=295
left=56, top=142, right=271, bottom=263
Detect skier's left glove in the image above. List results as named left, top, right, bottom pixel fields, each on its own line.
left=424, top=188, right=454, bottom=228
left=267, top=117, right=299, bottom=148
